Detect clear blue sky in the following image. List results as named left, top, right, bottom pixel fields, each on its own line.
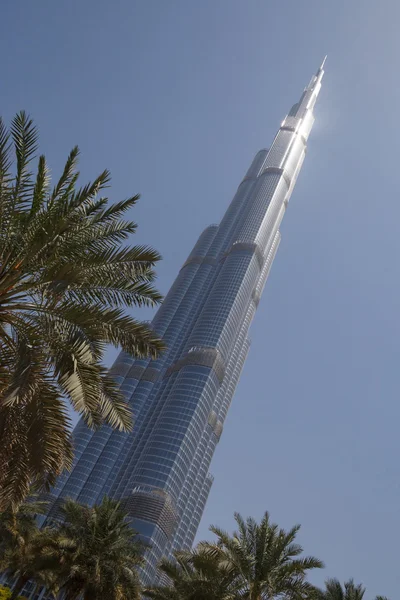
left=2, top=0, right=399, bottom=596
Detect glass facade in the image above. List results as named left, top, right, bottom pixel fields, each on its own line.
left=40, top=61, right=325, bottom=584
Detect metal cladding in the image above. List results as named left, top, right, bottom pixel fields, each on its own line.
left=42, top=62, right=324, bottom=584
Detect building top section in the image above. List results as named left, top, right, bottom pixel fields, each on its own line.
left=282, top=57, right=326, bottom=142
left=304, top=55, right=326, bottom=100
left=309, top=55, right=327, bottom=88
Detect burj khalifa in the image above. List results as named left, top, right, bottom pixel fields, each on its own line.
left=42, top=60, right=325, bottom=583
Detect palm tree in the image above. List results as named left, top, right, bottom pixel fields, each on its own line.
left=0, top=111, right=164, bottom=509
left=46, top=496, right=144, bottom=600
left=318, top=578, right=390, bottom=600
left=145, top=545, right=240, bottom=600
left=0, top=534, right=52, bottom=600
left=0, top=498, right=46, bottom=558
left=0, top=499, right=51, bottom=598
left=199, top=511, right=324, bottom=600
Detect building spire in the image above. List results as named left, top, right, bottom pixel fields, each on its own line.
left=319, top=55, right=327, bottom=72
left=307, top=56, right=326, bottom=91
left=287, top=59, right=325, bottom=123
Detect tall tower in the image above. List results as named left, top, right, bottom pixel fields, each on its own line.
left=43, top=61, right=325, bottom=583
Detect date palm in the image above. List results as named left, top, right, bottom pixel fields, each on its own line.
left=47, top=497, right=144, bottom=600
left=145, top=545, right=240, bottom=600
left=0, top=498, right=46, bottom=558
left=0, top=112, right=164, bottom=509
left=0, top=534, right=51, bottom=600
left=317, top=579, right=389, bottom=600
left=201, top=511, right=324, bottom=600
left=0, top=499, right=50, bottom=598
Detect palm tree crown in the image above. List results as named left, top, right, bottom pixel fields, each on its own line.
left=0, top=499, right=49, bottom=599
left=145, top=545, right=240, bottom=600
left=0, top=112, right=164, bottom=508
left=148, top=511, right=324, bottom=600
left=46, top=497, right=144, bottom=600
left=204, top=511, right=323, bottom=600
left=0, top=499, right=46, bottom=558
left=318, top=578, right=390, bottom=600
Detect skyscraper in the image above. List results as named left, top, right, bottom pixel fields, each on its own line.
left=43, top=60, right=325, bottom=584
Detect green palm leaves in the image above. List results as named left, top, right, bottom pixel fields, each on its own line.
left=0, top=499, right=50, bottom=599
left=318, top=578, right=389, bottom=600
left=0, top=497, right=144, bottom=600
left=0, top=112, right=164, bottom=509
left=206, top=511, right=323, bottom=600
left=146, top=511, right=324, bottom=600
left=46, top=497, right=144, bottom=600
left=146, top=546, right=241, bottom=600
left=146, top=513, right=392, bottom=600
left=0, top=505, right=392, bottom=600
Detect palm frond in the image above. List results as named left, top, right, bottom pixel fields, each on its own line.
left=66, top=280, right=163, bottom=309
left=0, top=112, right=163, bottom=508
left=0, top=117, right=12, bottom=181
left=0, top=118, right=13, bottom=233
left=49, top=145, right=80, bottom=206
left=206, top=511, right=324, bottom=600
left=0, top=379, right=73, bottom=510
left=68, top=169, right=111, bottom=211
left=91, top=194, right=140, bottom=223
left=31, top=154, right=50, bottom=217
left=10, top=111, right=38, bottom=210
left=96, top=370, right=133, bottom=431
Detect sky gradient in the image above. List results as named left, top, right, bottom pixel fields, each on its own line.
left=2, top=1, right=399, bottom=596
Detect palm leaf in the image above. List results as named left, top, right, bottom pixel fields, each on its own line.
left=49, top=145, right=80, bottom=206
left=30, top=154, right=49, bottom=217
left=0, top=112, right=163, bottom=509
left=205, top=511, right=323, bottom=600
left=10, top=111, right=38, bottom=210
